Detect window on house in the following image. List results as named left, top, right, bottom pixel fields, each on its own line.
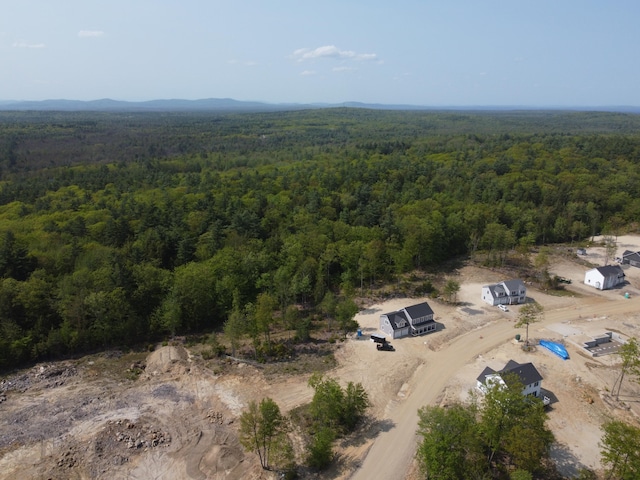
left=534, top=381, right=539, bottom=387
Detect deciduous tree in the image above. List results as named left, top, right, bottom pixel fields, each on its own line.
left=443, top=279, right=460, bottom=303
left=600, top=419, right=640, bottom=479
left=514, top=302, right=543, bottom=347
left=239, top=397, right=290, bottom=471
left=416, top=404, right=485, bottom=479
left=612, top=337, right=640, bottom=401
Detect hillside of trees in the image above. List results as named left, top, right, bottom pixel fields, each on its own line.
left=1, top=108, right=640, bottom=370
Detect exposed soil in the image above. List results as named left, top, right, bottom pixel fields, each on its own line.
left=2, top=235, right=640, bottom=479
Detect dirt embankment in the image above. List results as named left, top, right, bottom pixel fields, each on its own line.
left=2, top=235, right=640, bottom=479
left=0, top=346, right=267, bottom=480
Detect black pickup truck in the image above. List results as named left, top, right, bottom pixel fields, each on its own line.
left=371, top=334, right=394, bottom=351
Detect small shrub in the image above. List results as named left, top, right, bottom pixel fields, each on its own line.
left=417, top=280, right=434, bottom=295
left=306, top=427, right=334, bottom=470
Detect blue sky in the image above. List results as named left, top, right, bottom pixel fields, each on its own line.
left=2, top=1, right=639, bottom=106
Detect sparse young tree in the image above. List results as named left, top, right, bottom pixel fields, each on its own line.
left=308, top=374, right=344, bottom=431
left=514, top=302, right=543, bottom=347
left=308, top=373, right=370, bottom=433
left=343, top=381, right=371, bottom=431
left=223, top=306, right=244, bottom=357
left=319, top=291, right=337, bottom=330
left=335, top=297, right=359, bottom=334
left=600, top=419, right=640, bottom=479
left=611, top=337, right=640, bottom=401
left=603, top=234, right=617, bottom=266
left=534, top=247, right=551, bottom=285
left=255, top=292, right=277, bottom=352
left=239, top=397, right=290, bottom=471
left=443, top=279, right=460, bottom=303
left=306, top=426, right=335, bottom=470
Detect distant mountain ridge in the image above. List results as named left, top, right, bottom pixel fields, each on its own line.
left=0, top=98, right=305, bottom=112
left=0, top=98, right=639, bottom=113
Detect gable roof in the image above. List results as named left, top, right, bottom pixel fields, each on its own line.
left=502, top=360, right=543, bottom=386
left=477, top=361, right=542, bottom=387
left=383, top=311, right=409, bottom=331
left=404, top=302, right=434, bottom=319
left=476, top=366, right=497, bottom=384
left=483, top=279, right=525, bottom=297
left=491, top=284, right=506, bottom=296
left=502, top=279, right=525, bottom=292
left=622, top=250, right=640, bottom=262
left=594, top=265, right=625, bottom=278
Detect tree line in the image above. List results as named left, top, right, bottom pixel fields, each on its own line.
left=1, top=109, right=640, bottom=369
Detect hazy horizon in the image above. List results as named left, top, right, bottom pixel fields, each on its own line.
left=4, top=1, right=640, bottom=107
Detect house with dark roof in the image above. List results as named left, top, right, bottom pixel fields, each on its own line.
left=584, top=265, right=625, bottom=290
left=476, top=360, right=545, bottom=400
left=379, top=301, right=436, bottom=339
left=621, top=250, right=640, bottom=268
left=481, top=279, right=526, bottom=306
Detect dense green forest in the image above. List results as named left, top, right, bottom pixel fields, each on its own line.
left=1, top=108, right=640, bottom=369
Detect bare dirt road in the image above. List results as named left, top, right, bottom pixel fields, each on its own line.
left=351, top=295, right=640, bottom=480
left=2, top=235, right=640, bottom=479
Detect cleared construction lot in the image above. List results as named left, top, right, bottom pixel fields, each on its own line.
left=2, top=236, right=640, bottom=479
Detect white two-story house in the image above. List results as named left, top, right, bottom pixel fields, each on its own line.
left=482, top=279, right=527, bottom=306
left=476, top=360, right=548, bottom=404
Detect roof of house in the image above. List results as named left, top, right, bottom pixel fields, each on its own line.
left=476, top=360, right=543, bottom=387
left=622, top=250, right=640, bottom=261
left=592, top=265, right=625, bottom=277
left=502, top=279, right=525, bottom=292
left=490, top=284, right=505, bottom=296
left=483, top=279, right=525, bottom=297
left=383, top=311, right=409, bottom=331
left=404, top=302, right=434, bottom=319
left=476, top=366, right=497, bottom=384
left=502, top=360, right=543, bottom=385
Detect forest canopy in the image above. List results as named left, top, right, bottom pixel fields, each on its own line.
left=1, top=108, right=639, bottom=369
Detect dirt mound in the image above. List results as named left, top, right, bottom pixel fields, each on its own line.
left=43, top=417, right=173, bottom=479
left=145, top=346, right=189, bottom=375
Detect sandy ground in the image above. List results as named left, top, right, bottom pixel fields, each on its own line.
left=1, top=235, right=640, bottom=479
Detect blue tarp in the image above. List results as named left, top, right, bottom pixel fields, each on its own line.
left=539, top=340, right=569, bottom=360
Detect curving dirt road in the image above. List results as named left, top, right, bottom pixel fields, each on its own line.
left=350, top=295, right=640, bottom=480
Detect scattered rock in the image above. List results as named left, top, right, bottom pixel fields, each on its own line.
left=207, top=410, right=224, bottom=424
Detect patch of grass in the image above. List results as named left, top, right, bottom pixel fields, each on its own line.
left=262, top=350, right=337, bottom=378
left=545, top=288, right=581, bottom=297
left=79, top=350, right=149, bottom=381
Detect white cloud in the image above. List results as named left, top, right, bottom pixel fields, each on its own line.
left=291, top=45, right=377, bottom=62
left=300, top=70, right=317, bottom=76
left=12, top=41, right=45, bottom=48
left=78, top=30, right=104, bottom=38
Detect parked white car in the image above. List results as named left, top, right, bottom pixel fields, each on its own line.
left=498, top=304, right=508, bottom=312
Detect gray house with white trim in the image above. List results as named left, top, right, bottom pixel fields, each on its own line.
left=379, top=302, right=436, bottom=339
left=481, top=279, right=527, bottom=306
